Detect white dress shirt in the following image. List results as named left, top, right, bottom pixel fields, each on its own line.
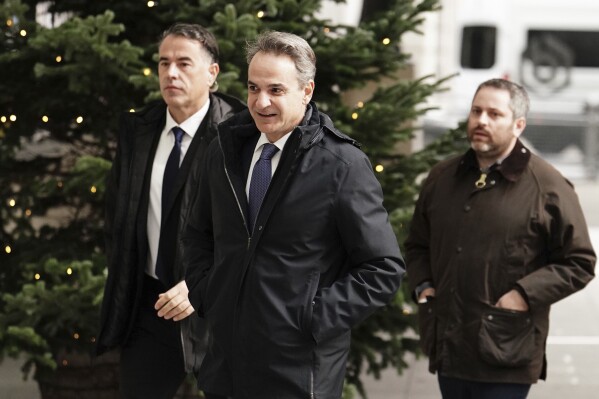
left=146, top=100, right=210, bottom=279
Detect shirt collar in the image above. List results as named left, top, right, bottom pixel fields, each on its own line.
left=254, top=130, right=293, bottom=154
left=164, top=98, right=211, bottom=138
left=457, top=139, right=531, bottom=182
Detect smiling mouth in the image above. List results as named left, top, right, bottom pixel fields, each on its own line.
left=257, top=111, right=276, bottom=118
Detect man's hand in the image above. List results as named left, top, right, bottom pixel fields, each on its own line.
left=495, top=289, right=529, bottom=312
left=418, top=287, right=436, bottom=303
left=155, top=280, right=195, bottom=321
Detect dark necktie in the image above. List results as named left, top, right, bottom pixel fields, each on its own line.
left=161, top=126, right=185, bottom=215
left=248, top=143, right=279, bottom=232
left=156, top=126, right=185, bottom=284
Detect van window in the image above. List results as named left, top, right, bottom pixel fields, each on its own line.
left=460, top=26, right=497, bottom=69
left=526, top=30, right=599, bottom=68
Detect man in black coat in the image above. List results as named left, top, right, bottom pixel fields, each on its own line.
left=182, top=31, right=405, bottom=399
left=97, top=23, right=244, bottom=399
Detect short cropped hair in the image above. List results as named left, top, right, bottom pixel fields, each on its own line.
left=475, top=79, right=530, bottom=119
left=159, top=22, right=219, bottom=64
left=245, top=31, right=316, bottom=87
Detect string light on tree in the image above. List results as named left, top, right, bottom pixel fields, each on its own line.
left=351, top=112, right=359, bottom=120
left=34, top=273, right=41, bottom=280
left=19, top=29, right=26, bottom=37
left=4, top=245, right=11, bottom=254
left=55, top=56, right=62, bottom=63
left=0, top=116, right=6, bottom=123
left=66, top=267, right=73, bottom=275
left=90, top=186, right=97, bottom=194
left=382, top=37, right=391, bottom=45
left=6, top=19, right=13, bottom=27
left=357, top=101, right=364, bottom=108
left=129, top=109, right=135, bottom=113
left=76, top=116, right=83, bottom=124
left=8, top=198, right=16, bottom=207
left=147, top=1, right=156, bottom=7
left=256, top=10, right=265, bottom=18
left=9, top=115, right=16, bottom=122
left=375, top=164, right=384, bottom=173
left=25, top=209, right=32, bottom=217
left=42, top=115, right=49, bottom=123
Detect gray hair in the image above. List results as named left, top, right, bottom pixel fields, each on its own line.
left=475, top=79, right=530, bottom=119
left=159, top=23, right=219, bottom=64
left=246, top=31, right=316, bottom=87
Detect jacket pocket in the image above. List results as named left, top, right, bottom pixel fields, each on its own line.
left=478, top=306, right=535, bottom=367
left=417, top=298, right=437, bottom=358
left=301, top=270, right=319, bottom=339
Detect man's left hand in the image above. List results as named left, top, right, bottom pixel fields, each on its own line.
left=155, top=280, right=195, bottom=321
left=495, top=289, right=529, bottom=312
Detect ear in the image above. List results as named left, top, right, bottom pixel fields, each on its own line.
left=208, top=63, right=220, bottom=86
left=513, top=117, right=526, bottom=138
left=303, top=80, right=315, bottom=104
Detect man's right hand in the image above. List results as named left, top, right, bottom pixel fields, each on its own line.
left=418, top=287, right=436, bottom=303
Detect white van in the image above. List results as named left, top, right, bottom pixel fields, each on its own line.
left=421, top=0, right=599, bottom=177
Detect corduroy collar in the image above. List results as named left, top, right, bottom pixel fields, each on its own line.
left=456, top=139, right=532, bottom=182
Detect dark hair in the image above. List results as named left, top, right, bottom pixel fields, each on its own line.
left=475, top=79, right=530, bottom=119
left=245, top=31, right=316, bottom=87
left=159, top=23, right=219, bottom=64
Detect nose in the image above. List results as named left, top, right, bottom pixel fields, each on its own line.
left=167, top=63, right=179, bottom=79
left=478, top=112, right=489, bottom=125
left=255, top=92, right=271, bottom=109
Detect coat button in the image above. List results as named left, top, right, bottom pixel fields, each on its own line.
left=490, top=180, right=496, bottom=185
left=456, top=246, right=462, bottom=253
left=464, top=205, right=471, bottom=212
left=488, top=315, right=493, bottom=321
left=258, top=226, right=263, bottom=230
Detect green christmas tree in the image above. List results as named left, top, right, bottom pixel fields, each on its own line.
left=0, top=0, right=467, bottom=397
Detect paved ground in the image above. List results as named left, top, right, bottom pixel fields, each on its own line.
left=2, top=179, right=599, bottom=399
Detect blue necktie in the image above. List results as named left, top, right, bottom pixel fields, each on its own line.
left=156, top=126, right=185, bottom=284
left=248, top=143, right=279, bottom=232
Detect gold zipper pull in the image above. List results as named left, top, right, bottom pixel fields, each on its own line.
left=475, top=172, right=487, bottom=188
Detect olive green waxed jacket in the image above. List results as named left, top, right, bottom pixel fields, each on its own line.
left=405, top=139, right=596, bottom=384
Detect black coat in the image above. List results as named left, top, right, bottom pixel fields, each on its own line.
left=183, top=104, right=405, bottom=398
left=97, top=93, right=245, bottom=374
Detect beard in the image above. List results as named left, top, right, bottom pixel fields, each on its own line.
left=470, top=140, right=492, bottom=153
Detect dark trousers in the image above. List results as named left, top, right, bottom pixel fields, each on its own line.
left=120, top=275, right=228, bottom=399
left=438, top=374, right=531, bottom=399
left=120, top=275, right=186, bottom=398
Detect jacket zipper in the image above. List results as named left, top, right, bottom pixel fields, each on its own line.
left=310, top=369, right=315, bottom=399
left=222, top=165, right=251, bottom=248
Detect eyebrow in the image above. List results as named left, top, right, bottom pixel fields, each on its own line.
left=158, top=56, right=194, bottom=62
left=247, top=79, right=286, bottom=89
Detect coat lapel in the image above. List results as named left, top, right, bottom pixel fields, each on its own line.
left=161, top=114, right=209, bottom=222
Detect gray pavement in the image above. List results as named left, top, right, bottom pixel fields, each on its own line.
left=2, top=179, right=599, bottom=399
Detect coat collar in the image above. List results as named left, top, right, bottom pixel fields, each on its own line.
left=457, top=139, right=532, bottom=182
